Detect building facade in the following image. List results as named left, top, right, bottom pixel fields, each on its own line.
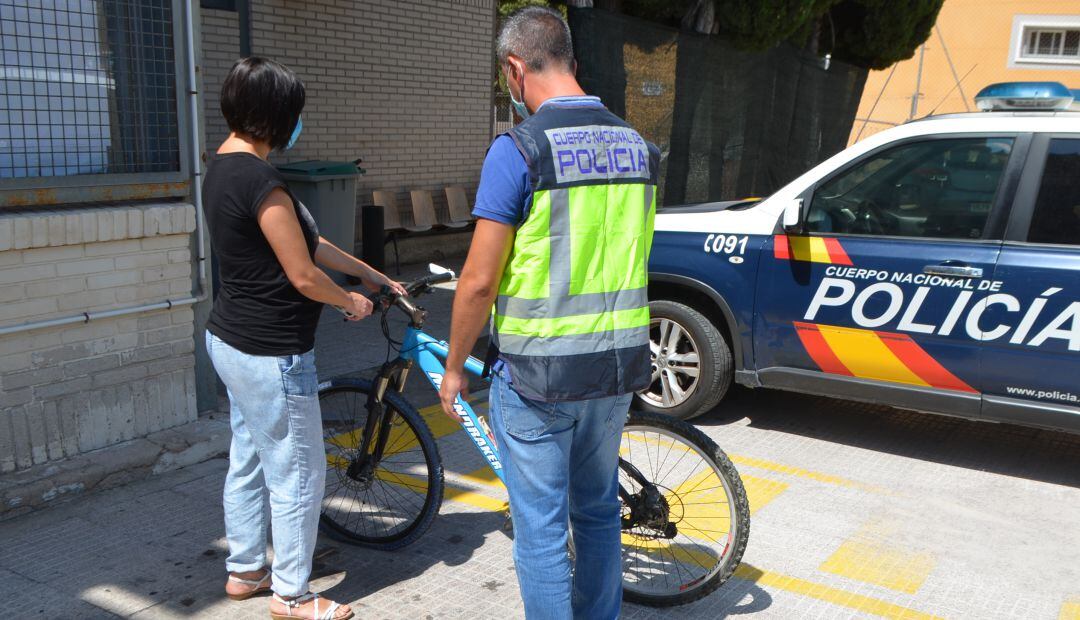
left=0, top=0, right=495, bottom=513
left=851, top=0, right=1080, bottom=143
left=201, top=0, right=495, bottom=233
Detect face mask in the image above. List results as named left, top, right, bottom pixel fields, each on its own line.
left=285, top=115, right=302, bottom=150
left=509, top=74, right=529, bottom=119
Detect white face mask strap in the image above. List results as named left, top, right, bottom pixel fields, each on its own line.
left=508, top=62, right=525, bottom=106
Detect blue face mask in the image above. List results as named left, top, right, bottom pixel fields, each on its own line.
left=285, top=115, right=302, bottom=150
left=509, top=77, right=530, bottom=119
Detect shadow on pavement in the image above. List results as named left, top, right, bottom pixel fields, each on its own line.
left=691, top=385, right=1080, bottom=488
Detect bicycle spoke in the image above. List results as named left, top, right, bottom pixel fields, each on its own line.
left=319, top=386, right=440, bottom=548
left=619, top=418, right=746, bottom=605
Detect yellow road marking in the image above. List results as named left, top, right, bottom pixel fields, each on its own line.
left=326, top=455, right=506, bottom=513
left=820, top=538, right=935, bottom=595
left=324, top=400, right=482, bottom=458
left=728, top=454, right=883, bottom=493
left=443, top=485, right=509, bottom=512
left=1059, top=597, right=1080, bottom=620
left=734, top=564, right=944, bottom=620
left=332, top=421, right=938, bottom=619
left=621, top=536, right=718, bottom=570
left=622, top=429, right=880, bottom=492
left=741, top=474, right=789, bottom=515
left=458, top=466, right=503, bottom=488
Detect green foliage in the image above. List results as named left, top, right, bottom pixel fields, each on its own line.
left=500, top=0, right=943, bottom=69
left=713, top=0, right=836, bottom=50
left=498, top=0, right=563, bottom=19
left=828, top=0, right=945, bottom=69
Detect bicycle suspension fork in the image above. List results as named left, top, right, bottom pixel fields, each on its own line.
left=348, top=359, right=413, bottom=482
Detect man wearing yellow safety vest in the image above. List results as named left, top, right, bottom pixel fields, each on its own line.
left=438, top=7, right=659, bottom=619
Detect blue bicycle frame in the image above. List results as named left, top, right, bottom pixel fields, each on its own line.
left=399, top=326, right=506, bottom=484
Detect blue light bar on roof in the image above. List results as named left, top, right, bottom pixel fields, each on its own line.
left=974, top=82, right=1074, bottom=111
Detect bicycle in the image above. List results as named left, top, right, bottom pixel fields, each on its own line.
left=317, top=265, right=750, bottom=607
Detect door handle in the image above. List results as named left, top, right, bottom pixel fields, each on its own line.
left=923, top=263, right=983, bottom=279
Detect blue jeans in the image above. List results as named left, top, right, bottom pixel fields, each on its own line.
left=489, top=369, right=630, bottom=620
left=205, top=332, right=325, bottom=597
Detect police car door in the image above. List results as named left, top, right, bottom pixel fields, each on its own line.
left=754, top=135, right=1028, bottom=417
left=980, top=135, right=1080, bottom=431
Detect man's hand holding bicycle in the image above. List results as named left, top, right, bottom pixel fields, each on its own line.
left=439, top=368, right=469, bottom=423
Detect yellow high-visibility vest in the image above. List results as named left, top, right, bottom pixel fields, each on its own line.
left=491, top=103, right=659, bottom=401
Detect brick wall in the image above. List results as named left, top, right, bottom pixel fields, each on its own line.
left=201, top=7, right=239, bottom=160
left=201, top=0, right=495, bottom=237
left=0, top=204, right=198, bottom=473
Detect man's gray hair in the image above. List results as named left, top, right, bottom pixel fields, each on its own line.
left=497, top=6, right=574, bottom=73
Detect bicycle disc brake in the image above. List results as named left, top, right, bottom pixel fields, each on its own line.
left=623, top=484, right=677, bottom=539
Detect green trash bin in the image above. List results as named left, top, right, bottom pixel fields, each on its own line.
left=276, top=160, right=361, bottom=284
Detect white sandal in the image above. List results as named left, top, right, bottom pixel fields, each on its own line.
left=226, top=570, right=272, bottom=601
left=270, top=592, right=353, bottom=620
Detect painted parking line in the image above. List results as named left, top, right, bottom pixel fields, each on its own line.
left=820, top=521, right=936, bottom=595
left=395, top=419, right=937, bottom=620
left=404, top=402, right=943, bottom=619
left=728, top=453, right=884, bottom=493
left=1059, top=597, right=1080, bottom=620
left=620, top=426, right=882, bottom=493
left=734, top=564, right=944, bottom=620
left=378, top=468, right=507, bottom=514
left=740, top=474, right=789, bottom=515
left=457, top=466, right=503, bottom=488
left=622, top=536, right=718, bottom=571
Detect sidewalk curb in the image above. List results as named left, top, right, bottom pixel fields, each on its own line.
left=0, top=412, right=231, bottom=521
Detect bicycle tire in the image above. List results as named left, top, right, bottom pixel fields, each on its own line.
left=318, top=378, right=444, bottom=551
left=620, top=410, right=750, bottom=607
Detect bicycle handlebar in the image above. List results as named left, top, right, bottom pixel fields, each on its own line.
left=361, top=266, right=456, bottom=324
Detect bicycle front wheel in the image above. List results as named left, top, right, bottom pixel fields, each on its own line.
left=318, top=378, right=444, bottom=551
left=619, top=410, right=750, bottom=607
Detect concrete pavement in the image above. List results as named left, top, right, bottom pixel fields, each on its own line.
left=4, top=261, right=1080, bottom=618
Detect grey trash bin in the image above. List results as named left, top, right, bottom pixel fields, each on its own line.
left=277, top=160, right=361, bottom=284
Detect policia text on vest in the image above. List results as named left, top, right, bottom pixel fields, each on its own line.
left=547, top=125, right=652, bottom=183
left=494, top=103, right=661, bottom=402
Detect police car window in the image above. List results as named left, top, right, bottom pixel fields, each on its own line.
left=1027, top=139, right=1080, bottom=246
left=808, top=138, right=1014, bottom=239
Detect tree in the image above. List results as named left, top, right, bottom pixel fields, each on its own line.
left=600, top=0, right=944, bottom=70
left=500, top=0, right=944, bottom=202
left=828, top=0, right=945, bottom=70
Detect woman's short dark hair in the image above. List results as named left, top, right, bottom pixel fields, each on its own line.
left=220, top=57, right=305, bottom=150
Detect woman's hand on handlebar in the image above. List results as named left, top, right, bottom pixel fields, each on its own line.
left=360, top=269, right=407, bottom=299
left=342, top=291, right=374, bottom=321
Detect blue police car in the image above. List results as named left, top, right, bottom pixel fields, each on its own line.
left=642, top=82, right=1080, bottom=433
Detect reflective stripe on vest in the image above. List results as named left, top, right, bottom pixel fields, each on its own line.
left=493, top=182, right=655, bottom=357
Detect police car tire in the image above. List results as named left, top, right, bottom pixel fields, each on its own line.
left=636, top=300, right=732, bottom=420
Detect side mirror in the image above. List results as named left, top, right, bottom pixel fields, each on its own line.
left=782, top=198, right=804, bottom=233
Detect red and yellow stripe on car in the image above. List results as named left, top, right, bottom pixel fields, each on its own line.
left=774, top=235, right=852, bottom=265
left=794, top=322, right=976, bottom=393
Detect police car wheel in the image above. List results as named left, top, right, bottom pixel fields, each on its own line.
left=635, top=300, right=732, bottom=420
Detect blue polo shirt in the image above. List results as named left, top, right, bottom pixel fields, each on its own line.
left=472, top=95, right=604, bottom=227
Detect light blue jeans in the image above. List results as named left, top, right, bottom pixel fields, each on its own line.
left=205, top=331, right=325, bottom=597
left=489, top=368, right=630, bottom=620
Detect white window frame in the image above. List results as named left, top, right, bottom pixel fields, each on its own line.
left=1009, top=15, right=1080, bottom=70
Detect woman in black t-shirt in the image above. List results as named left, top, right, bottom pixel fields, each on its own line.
left=203, top=57, right=401, bottom=620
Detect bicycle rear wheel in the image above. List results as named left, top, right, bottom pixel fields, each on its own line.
left=318, top=377, right=444, bottom=551
left=619, top=410, right=750, bottom=607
